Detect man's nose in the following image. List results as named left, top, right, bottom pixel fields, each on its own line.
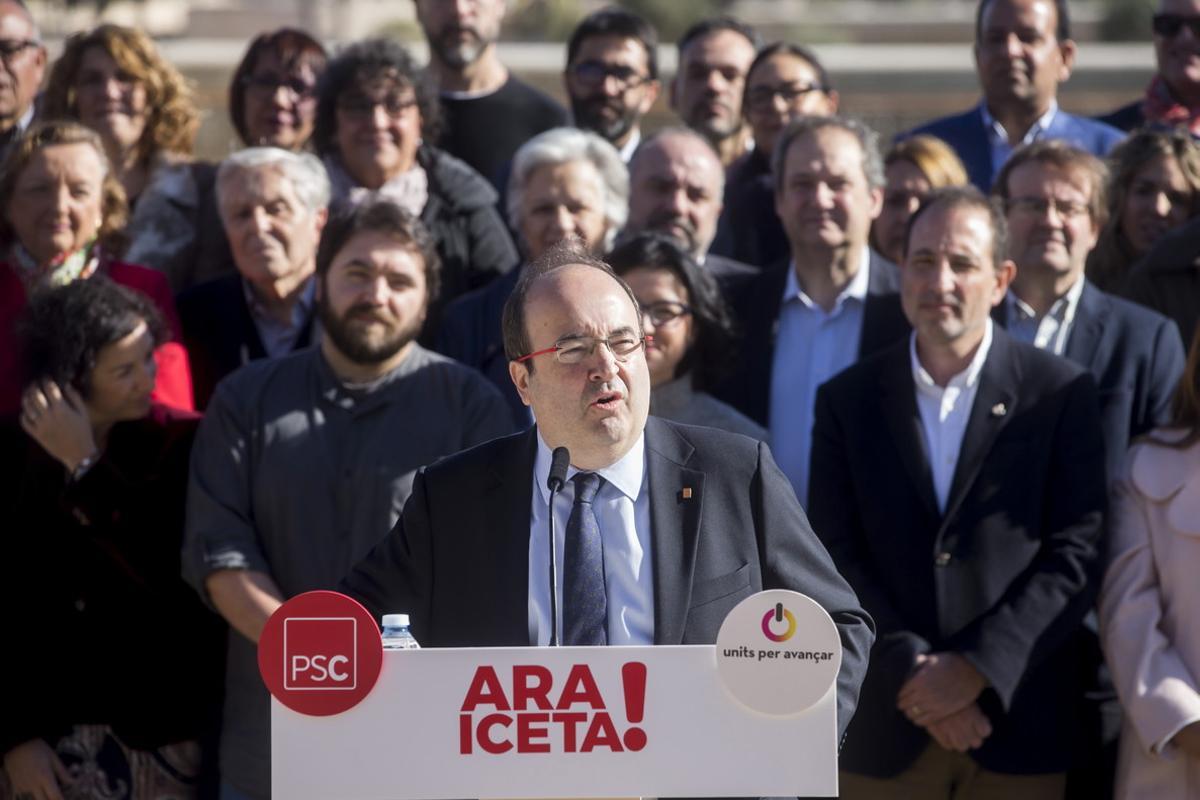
left=586, top=342, right=620, bottom=381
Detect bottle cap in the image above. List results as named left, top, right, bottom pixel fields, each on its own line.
left=382, top=613, right=410, bottom=628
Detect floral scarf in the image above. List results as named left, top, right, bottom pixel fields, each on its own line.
left=11, top=238, right=101, bottom=290
left=1142, top=75, right=1200, bottom=137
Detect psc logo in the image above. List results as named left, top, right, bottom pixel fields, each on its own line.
left=284, top=617, right=357, bottom=690
left=761, top=603, right=796, bottom=642
left=259, top=591, right=383, bottom=716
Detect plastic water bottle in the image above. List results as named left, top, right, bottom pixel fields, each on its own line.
left=381, top=614, right=420, bottom=650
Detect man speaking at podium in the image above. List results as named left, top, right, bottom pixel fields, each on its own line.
left=342, top=243, right=873, bottom=736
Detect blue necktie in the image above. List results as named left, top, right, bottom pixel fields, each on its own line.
left=563, top=472, right=607, bottom=646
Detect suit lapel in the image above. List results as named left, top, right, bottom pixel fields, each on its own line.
left=941, top=330, right=1019, bottom=525
left=878, top=344, right=940, bottom=517
left=485, top=428, right=538, bottom=645
left=644, top=418, right=705, bottom=645
left=1063, top=281, right=1106, bottom=371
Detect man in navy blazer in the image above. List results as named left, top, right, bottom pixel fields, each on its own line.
left=901, top=0, right=1122, bottom=192
left=992, top=140, right=1185, bottom=478
left=713, top=115, right=910, bottom=503
left=178, top=148, right=330, bottom=408
left=343, top=244, right=874, bottom=741
left=810, top=187, right=1106, bottom=796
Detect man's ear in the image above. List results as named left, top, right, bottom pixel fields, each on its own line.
left=509, top=360, right=533, bottom=407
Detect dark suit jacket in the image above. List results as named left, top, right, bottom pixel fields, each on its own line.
left=177, top=274, right=316, bottom=409
left=903, top=105, right=1124, bottom=191
left=716, top=251, right=910, bottom=426
left=808, top=327, right=1106, bottom=777
left=995, top=281, right=1185, bottom=480
left=341, top=416, right=875, bottom=740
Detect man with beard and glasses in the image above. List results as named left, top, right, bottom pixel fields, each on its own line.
left=624, top=126, right=757, bottom=283
left=414, top=0, right=565, bottom=189
left=0, top=0, right=45, bottom=168
left=183, top=200, right=512, bottom=800
left=563, top=7, right=660, bottom=162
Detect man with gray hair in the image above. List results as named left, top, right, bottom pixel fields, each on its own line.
left=178, top=147, right=330, bottom=407
left=624, top=126, right=755, bottom=282
left=0, top=0, right=45, bottom=167
left=438, top=126, right=629, bottom=426
left=718, top=115, right=910, bottom=503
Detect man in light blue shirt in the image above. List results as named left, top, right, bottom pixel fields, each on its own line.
left=767, top=115, right=904, bottom=503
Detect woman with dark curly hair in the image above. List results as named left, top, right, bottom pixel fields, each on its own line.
left=228, top=28, right=326, bottom=150
left=1086, top=128, right=1200, bottom=293
left=0, top=120, right=193, bottom=415
left=314, top=38, right=517, bottom=340
left=0, top=277, right=222, bottom=800
left=43, top=24, right=230, bottom=291
left=608, top=232, right=765, bottom=439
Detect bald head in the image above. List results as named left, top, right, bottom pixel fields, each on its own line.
left=628, top=126, right=725, bottom=259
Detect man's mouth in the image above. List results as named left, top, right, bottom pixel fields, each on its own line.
left=590, top=390, right=624, bottom=410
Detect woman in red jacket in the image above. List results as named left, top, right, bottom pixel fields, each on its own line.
left=0, top=120, right=193, bottom=414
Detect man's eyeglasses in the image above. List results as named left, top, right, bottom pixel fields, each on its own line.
left=745, top=83, right=826, bottom=112
left=639, top=301, right=691, bottom=326
left=568, top=61, right=650, bottom=91
left=337, top=94, right=418, bottom=119
left=243, top=73, right=317, bottom=101
left=1006, top=196, right=1090, bottom=219
left=514, top=333, right=652, bottom=365
left=1152, top=13, right=1200, bottom=38
left=0, top=39, right=39, bottom=64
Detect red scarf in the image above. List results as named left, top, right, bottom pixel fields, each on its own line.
left=1142, top=75, right=1200, bottom=136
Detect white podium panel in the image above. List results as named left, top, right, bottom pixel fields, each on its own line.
left=272, top=645, right=839, bottom=799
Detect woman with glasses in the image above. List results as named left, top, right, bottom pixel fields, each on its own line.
left=871, top=135, right=969, bottom=265
left=609, top=233, right=765, bottom=440
left=0, top=121, right=193, bottom=415
left=0, top=278, right=222, bottom=800
left=1087, top=128, right=1200, bottom=293
left=43, top=24, right=230, bottom=292
left=714, top=42, right=839, bottom=268
left=228, top=28, right=326, bottom=151
left=314, top=38, right=517, bottom=341
left=1099, top=326, right=1200, bottom=799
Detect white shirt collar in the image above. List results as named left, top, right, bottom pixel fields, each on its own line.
left=979, top=99, right=1059, bottom=147
left=618, top=128, right=642, bottom=163
left=1009, top=273, right=1086, bottom=323
left=782, top=244, right=872, bottom=309
left=910, top=319, right=994, bottom=394
left=534, top=428, right=646, bottom=505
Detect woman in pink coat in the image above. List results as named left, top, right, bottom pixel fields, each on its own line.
left=1101, top=327, right=1200, bottom=798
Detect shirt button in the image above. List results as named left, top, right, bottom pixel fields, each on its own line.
left=935, top=552, right=952, bottom=567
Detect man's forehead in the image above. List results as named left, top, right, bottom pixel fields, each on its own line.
left=786, top=128, right=865, bottom=174
left=638, top=137, right=720, bottom=183
left=981, top=0, right=1057, bottom=33
left=912, top=204, right=994, bottom=252
left=0, top=4, right=35, bottom=38
left=528, top=265, right=637, bottom=318
left=684, top=30, right=754, bottom=67
left=574, top=34, right=648, bottom=68
left=1009, top=160, right=1092, bottom=196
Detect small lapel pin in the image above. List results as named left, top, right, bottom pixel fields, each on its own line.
left=990, top=402, right=1007, bottom=418
left=681, top=487, right=693, bottom=500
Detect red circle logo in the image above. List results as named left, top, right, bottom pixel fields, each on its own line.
left=257, top=591, right=383, bottom=716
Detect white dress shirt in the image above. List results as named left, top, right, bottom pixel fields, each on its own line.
left=1005, top=275, right=1086, bottom=356
left=911, top=321, right=994, bottom=512
left=769, top=248, right=871, bottom=505
left=528, top=431, right=654, bottom=646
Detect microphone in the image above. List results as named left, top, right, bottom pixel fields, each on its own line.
left=546, top=446, right=570, bottom=647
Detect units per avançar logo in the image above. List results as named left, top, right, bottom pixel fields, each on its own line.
left=761, top=603, right=796, bottom=642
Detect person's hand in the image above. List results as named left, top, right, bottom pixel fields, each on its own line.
left=898, top=652, right=988, bottom=726
left=20, top=381, right=98, bottom=473
left=1172, top=720, right=1200, bottom=759
left=923, top=702, right=993, bottom=753
left=3, top=739, right=71, bottom=800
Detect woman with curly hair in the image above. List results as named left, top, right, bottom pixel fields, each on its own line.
left=0, top=120, right=193, bottom=414
left=0, top=278, right=222, bottom=800
left=43, top=24, right=230, bottom=292
left=314, top=38, right=517, bottom=341
left=1087, top=128, right=1200, bottom=293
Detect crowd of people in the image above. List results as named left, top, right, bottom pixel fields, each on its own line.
left=3, top=0, right=1200, bottom=797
